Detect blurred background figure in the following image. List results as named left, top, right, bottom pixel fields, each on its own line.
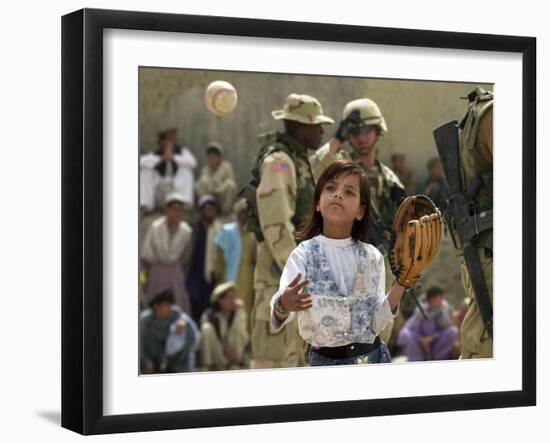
left=390, top=151, right=416, bottom=195
left=417, top=157, right=449, bottom=210
left=186, top=195, right=222, bottom=325
left=140, top=126, right=197, bottom=214
left=195, top=142, right=238, bottom=218
left=386, top=287, right=419, bottom=356
left=140, top=192, right=193, bottom=314
left=140, top=289, right=201, bottom=374
left=200, top=282, right=249, bottom=370
left=397, top=286, right=459, bottom=361
left=213, top=198, right=257, bottom=330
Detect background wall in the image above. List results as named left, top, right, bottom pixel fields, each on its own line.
left=139, top=69, right=488, bottom=308
left=0, top=1, right=545, bottom=443
left=139, top=68, right=490, bottom=185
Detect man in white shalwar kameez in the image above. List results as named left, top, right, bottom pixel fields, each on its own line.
left=200, top=282, right=249, bottom=370
left=141, top=192, right=193, bottom=314
left=140, top=127, right=197, bottom=212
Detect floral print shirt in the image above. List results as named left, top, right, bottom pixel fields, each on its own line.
left=270, top=235, right=396, bottom=347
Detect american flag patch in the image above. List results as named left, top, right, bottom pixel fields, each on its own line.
left=272, top=161, right=290, bottom=173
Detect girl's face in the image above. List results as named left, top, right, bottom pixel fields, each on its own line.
left=317, top=173, right=365, bottom=230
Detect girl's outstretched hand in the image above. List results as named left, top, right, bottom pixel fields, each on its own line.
left=280, top=273, right=313, bottom=312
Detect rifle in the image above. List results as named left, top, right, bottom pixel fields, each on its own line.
left=369, top=211, right=392, bottom=256
left=433, top=121, right=493, bottom=338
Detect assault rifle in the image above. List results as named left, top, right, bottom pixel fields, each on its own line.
left=433, top=121, right=493, bottom=338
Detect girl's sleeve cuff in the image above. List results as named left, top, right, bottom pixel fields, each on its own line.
left=269, top=292, right=295, bottom=334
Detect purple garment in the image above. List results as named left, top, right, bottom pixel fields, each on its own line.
left=398, top=300, right=458, bottom=361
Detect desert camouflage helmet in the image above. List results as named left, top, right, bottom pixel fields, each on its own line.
left=272, top=93, right=334, bottom=125
left=342, top=98, right=388, bottom=135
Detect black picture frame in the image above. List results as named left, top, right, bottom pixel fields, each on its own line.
left=61, top=8, right=536, bottom=435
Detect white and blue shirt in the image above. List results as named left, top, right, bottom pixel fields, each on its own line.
left=270, top=235, right=396, bottom=347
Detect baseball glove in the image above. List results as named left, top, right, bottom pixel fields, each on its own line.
left=389, top=195, right=444, bottom=288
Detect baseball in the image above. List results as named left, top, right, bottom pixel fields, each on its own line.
left=204, top=80, right=238, bottom=116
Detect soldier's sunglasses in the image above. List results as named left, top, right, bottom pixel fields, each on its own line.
left=344, top=122, right=375, bottom=138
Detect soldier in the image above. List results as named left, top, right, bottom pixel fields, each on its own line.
left=309, top=98, right=406, bottom=343
left=195, top=142, right=238, bottom=217
left=244, top=93, right=334, bottom=369
left=457, top=87, right=493, bottom=359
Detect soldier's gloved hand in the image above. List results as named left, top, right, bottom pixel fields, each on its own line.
left=390, top=184, right=407, bottom=203
left=334, top=110, right=361, bottom=142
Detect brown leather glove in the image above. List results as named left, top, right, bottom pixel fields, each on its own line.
left=390, top=195, right=443, bottom=287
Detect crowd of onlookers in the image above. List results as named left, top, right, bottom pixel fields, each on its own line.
left=138, top=126, right=462, bottom=374
left=139, top=127, right=255, bottom=374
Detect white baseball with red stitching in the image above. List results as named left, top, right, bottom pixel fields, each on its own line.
left=204, top=80, right=238, bottom=116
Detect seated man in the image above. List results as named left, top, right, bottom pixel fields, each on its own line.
left=194, top=142, right=237, bottom=217
left=140, top=288, right=201, bottom=374
left=140, top=126, right=197, bottom=213
left=397, top=286, right=459, bottom=361
left=200, top=281, right=249, bottom=370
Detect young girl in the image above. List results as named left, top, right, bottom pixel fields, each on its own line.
left=270, top=159, right=406, bottom=366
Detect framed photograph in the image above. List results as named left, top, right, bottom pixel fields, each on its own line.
left=61, top=8, right=536, bottom=435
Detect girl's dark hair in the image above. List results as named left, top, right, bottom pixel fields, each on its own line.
left=296, top=159, right=371, bottom=242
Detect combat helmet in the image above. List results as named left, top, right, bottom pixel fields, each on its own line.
left=342, top=98, right=388, bottom=136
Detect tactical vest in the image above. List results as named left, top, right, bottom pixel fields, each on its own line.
left=347, top=149, right=404, bottom=225
left=459, top=87, right=493, bottom=248
left=342, top=149, right=405, bottom=253
left=367, top=160, right=405, bottom=228
left=240, top=131, right=314, bottom=242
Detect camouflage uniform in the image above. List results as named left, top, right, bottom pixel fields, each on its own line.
left=310, top=98, right=405, bottom=344
left=457, top=88, right=493, bottom=359
left=250, top=94, right=334, bottom=368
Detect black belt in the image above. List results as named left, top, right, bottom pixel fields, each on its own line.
left=313, top=336, right=381, bottom=359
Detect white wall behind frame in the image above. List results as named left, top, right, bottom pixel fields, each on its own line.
left=0, top=1, right=544, bottom=443
left=103, top=28, right=521, bottom=415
